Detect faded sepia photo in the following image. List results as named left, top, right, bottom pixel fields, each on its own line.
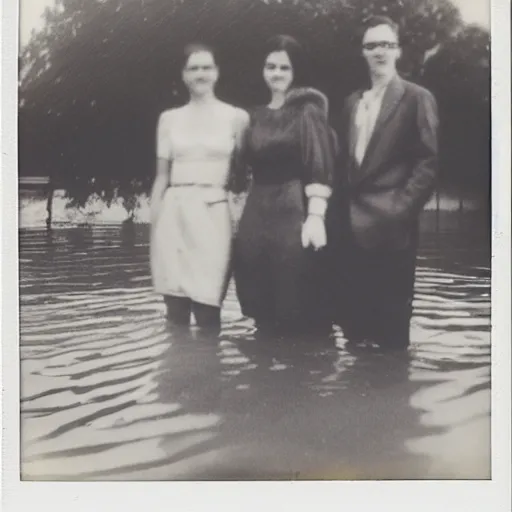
left=17, top=0, right=492, bottom=482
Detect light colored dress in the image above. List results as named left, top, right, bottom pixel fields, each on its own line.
left=151, top=102, right=247, bottom=307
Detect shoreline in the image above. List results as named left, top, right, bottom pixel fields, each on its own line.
left=18, top=190, right=489, bottom=230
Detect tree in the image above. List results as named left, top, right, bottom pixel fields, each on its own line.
left=19, top=0, right=488, bottom=213
left=423, top=24, right=490, bottom=194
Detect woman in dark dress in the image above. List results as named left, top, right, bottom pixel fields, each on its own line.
left=232, top=35, right=337, bottom=337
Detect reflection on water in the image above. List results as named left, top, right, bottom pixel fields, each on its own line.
left=19, top=217, right=491, bottom=480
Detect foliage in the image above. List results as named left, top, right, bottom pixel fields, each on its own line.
left=423, top=23, right=490, bottom=104
left=19, top=0, right=490, bottom=208
left=423, top=24, right=490, bottom=191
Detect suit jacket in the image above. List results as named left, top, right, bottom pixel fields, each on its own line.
left=332, top=75, right=439, bottom=250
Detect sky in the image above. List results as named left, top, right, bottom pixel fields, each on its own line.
left=19, top=0, right=491, bottom=48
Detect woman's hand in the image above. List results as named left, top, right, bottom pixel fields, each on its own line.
left=301, top=214, right=327, bottom=250
left=228, top=191, right=247, bottom=234
left=150, top=158, right=170, bottom=227
left=150, top=200, right=162, bottom=227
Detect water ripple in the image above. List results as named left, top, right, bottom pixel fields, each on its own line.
left=19, top=224, right=490, bottom=480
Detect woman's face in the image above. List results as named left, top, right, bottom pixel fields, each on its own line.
left=182, top=51, right=218, bottom=96
left=263, top=50, right=294, bottom=93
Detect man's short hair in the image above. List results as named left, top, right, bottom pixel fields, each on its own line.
left=360, top=15, right=400, bottom=43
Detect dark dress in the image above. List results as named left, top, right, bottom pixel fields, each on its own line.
left=233, top=88, right=336, bottom=336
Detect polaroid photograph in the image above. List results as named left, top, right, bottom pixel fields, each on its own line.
left=2, top=0, right=510, bottom=509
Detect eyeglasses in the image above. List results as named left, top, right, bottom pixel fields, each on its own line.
left=362, top=41, right=399, bottom=51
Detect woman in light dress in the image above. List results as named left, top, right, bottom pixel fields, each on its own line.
left=150, top=43, right=249, bottom=333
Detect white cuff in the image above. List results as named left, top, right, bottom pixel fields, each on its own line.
left=308, top=196, right=328, bottom=218
left=305, top=183, right=332, bottom=199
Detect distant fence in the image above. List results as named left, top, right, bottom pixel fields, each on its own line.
left=19, top=176, right=50, bottom=188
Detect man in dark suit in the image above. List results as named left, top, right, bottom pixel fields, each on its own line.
left=329, top=15, right=439, bottom=350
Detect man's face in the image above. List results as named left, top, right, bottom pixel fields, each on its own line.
left=362, top=24, right=401, bottom=77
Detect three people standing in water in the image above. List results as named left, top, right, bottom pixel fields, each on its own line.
left=150, top=15, right=439, bottom=350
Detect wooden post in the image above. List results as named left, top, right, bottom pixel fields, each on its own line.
left=458, top=190, right=464, bottom=231
left=435, top=183, right=441, bottom=234
left=46, top=180, right=54, bottom=230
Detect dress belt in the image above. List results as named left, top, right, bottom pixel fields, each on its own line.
left=166, top=184, right=229, bottom=205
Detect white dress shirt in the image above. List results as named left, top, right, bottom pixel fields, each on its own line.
left=353, top=80, right=391, bottom=166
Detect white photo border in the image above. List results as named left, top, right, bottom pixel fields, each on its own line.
left=2, top=0, right=510, bottom=510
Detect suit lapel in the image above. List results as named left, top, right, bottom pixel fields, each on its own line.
left=356, top=75, right=405, bottom=181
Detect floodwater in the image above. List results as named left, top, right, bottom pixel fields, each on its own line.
left=19, top=214, right=491, bottom=480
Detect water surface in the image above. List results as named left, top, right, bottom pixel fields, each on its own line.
left=19, top=216, right=491, bottom=480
